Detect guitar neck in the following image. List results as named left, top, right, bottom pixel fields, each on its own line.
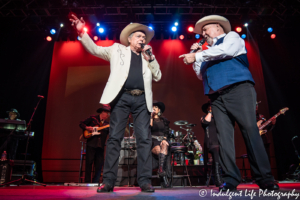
left=259, top=112, right=280, bottom=130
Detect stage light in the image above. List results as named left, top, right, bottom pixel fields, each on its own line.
left=188, top=26, right=194, bottom=32
left=77, top=36, right=81, bottom=41
left=195, top=34, right=200, bottom=39
left=96, top=23, right=100, bottom=27
left=60, top=23, right=64, bottom=27
left=244, top=23, right=248, bottom=27
left=268, top=27, right=273, bottom=33
left=50, top=29, right=56, bottom=35
left=93, top=36, right=98, bottom=41
left=83, top=27, right=88, bottom=32
left=149, top=26, right=153, bottom=30
left=46, top=36, right=52, bottom=41
left=174, top=22, right=178, bottom=26
left=241, top=34, right=246, bottom=39
left=98, top=27, right=104, bottom=33
left=171, top=26, right=177, bottom=32
left=179, top=35, right=184, bottom=40
left=236, top=27, right=242, bottom=33
left=271, top=34, right=276, bottom=39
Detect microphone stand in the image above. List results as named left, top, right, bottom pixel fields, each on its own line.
left=291, top=136, right=300, bottom=180
left=0, top=97, right=46, bottom=187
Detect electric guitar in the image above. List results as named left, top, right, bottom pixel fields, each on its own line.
left=258, top=107, right=289, bottom=135
left=83, top=124, right=110, bottom=139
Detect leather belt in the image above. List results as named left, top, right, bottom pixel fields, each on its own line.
left=124, top=89, right=144, bottom=96
left=211, top=80, right=253, bottom=96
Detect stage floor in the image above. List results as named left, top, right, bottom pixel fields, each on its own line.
left=1, top=182, right=300, bottom=200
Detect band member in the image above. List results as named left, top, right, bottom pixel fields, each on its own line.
left=256, top=101, right=276, bottom=161
left=179, top=15, right=278, bottom=191
left=0, top=109, right=22, bottom=160
left=201, top=102, right=223, bottom=187
left=6, top=108, right=21, bottom=121
left=79, top=105, right=110, bottom=183
left=150, top=101, right=170, bottom=187
left=70, top=15, right=161, bottom=192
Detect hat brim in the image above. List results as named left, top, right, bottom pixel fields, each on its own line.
left=153, top=102, right=165, bottom=113
left=201, top=103, right=211, bottom=114
left=194, top=15, right=231, bottom=34
left=96, top=108, right=110, bottom=113
left=6, top=110, right=20, bottom=118
left=120, top=23, right=154, bottom=46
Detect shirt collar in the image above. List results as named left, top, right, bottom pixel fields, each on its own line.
left=211, top=33, right=226, bottom=47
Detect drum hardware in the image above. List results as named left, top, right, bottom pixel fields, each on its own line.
left=174, top=120, right=188, bottom=126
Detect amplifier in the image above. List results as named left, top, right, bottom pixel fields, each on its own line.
left=11, top=160, right=36, bottom=181
left=0, top=160, right=13, bottom=184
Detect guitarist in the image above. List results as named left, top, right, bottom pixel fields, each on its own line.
left=79, top=105, right=110, bottom=183
left=256, top=101, right=276, bottom=161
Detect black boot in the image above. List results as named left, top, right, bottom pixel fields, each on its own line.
left=158, top=153, right=167, bottom=177
left=214, top=162, right=223, bottom=187
left=158, top=153, right=170, bottom=187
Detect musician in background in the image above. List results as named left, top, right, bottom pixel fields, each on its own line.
left=6, top=108, right=21, bottom=121
left=150, top=101, right=170, bottom=187
left=0, top=108, right=23, bottom=160
left=79, top=105, right=110, bottom=183
left=201, top=102, right=223, bottom=187
left=256, top=101, right=276, bottom=162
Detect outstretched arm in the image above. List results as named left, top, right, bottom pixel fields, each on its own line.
left=69, top=14, right=114, bottom=61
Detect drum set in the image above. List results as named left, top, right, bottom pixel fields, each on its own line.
left=169, top=120, right=197, bottom=150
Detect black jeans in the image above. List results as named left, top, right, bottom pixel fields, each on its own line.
left=102, top=92, right=152, bottom=186
left=85, top=145, right=104, bottom=183
left=209, top=82, right=274, bottom=186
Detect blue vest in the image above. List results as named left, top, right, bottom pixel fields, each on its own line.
left=200, top=36, right=255, bottom=95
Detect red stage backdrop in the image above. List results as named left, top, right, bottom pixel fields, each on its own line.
left=42, top=37, right=276, bottom=182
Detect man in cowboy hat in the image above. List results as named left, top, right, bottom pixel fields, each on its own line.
left=70, top=15, right=161, bottom=192
left=79, top=105, right=110, bottom=183
left=6, top=108, right=20, bottom=121
left=1, top=108, right=22, bottom=159
left=179, top=15, right=278, bottom=191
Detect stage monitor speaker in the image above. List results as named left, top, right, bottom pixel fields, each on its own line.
left=11, top=160, right=36, bottom=181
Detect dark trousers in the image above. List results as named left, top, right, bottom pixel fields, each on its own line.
left=209, top=82, right=274, bottom=186
left=204, top=144, right=220, bottom=175
left=85, top=145, right=104, bottom=183
left=102, top=92, right=152, bottom=186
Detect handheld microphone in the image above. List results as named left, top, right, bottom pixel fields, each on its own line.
left=38, top=95, right=44, bottom=98
left=190, top=38, right=205, bottom=53
left=140, top=43, right=152, bottom=56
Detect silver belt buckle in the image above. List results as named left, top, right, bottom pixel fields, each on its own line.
left=130, top=89, right=143, bottom=96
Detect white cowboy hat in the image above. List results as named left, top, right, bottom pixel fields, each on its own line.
left=120, top=23, right=154, bottom=46
left=194, top=15, right=231, bottom=34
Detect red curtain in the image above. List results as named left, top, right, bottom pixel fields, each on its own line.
left=42, top=37, right=273, bottom=182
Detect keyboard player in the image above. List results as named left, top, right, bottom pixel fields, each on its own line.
left=0, top=108, right=26, bottom=160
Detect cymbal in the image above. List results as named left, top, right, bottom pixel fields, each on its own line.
left=174, top=120, right=188, bottom=126
left=185, top=123, right=197, bottom=128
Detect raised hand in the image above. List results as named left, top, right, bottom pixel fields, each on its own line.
left=69, top=14, right=85, bottom=36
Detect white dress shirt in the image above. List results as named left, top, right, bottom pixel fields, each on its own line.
left=193, top=31, right=247, bottom=81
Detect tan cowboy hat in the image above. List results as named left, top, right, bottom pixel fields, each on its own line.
left=194, top=15, right=231, bottom=34
left=120, top=23, right=154, bottom=46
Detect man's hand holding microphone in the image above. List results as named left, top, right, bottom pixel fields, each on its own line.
left=179, top=39, right=205, bottom=65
